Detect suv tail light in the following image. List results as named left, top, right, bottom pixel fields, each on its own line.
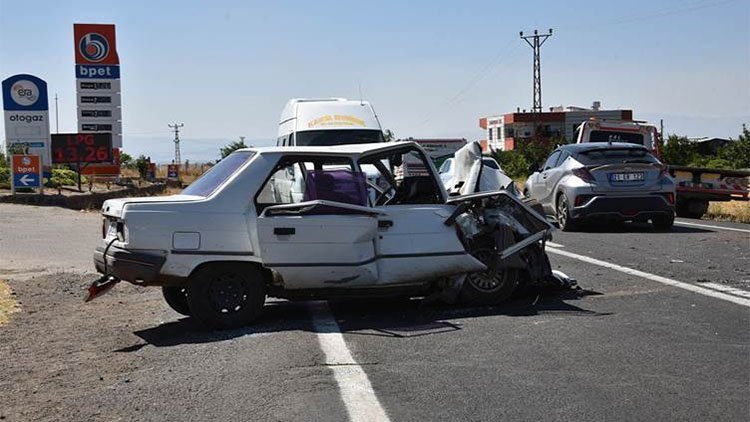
left=662, top=192, right=675, bottom=204
left=658, top=164, right=669, bottom=179
left=102, top=218, right=106, bottom=238
left=572, top=167, right=595, bottom=183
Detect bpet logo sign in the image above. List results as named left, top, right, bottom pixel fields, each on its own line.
left=74, top=23, right=123, bottom=150
left=2, top=74, right=52, bottom=168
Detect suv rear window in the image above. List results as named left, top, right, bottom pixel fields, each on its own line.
left=182, top=151, right=255, bottom=197
left=576, top=148, right=658, bottom=165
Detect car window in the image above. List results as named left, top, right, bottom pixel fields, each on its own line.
left=255, top=156, right=364, bottom=213
left=439, top=159, right=452, bottom=173
left=575, top=148, right=658, bottom=165
left=182, top=151, right=255, bottom=197
left=543, top=151, right=562, bottom=170
left=359, top=146, right=443, bottom=205
left=482, top=158, right=499, bottom=170
left=589, top=130, right=645, bottom=145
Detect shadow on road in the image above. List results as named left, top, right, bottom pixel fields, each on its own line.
left=573, top=221, right=713, bottom=234
left=120, top=287, right=608, bottom=350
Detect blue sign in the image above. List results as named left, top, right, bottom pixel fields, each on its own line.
left=76, top=65, right=120, bottom=79
left=2, top=74, right=49, bottom=111
left=13, top=172, right=41, bottom=188
left=9, top=141, right=45, bottom=148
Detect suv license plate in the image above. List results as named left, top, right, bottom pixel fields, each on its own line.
left=610, top=172, right=644, bottom=182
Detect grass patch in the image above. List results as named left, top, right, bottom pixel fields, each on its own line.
left=705, top=201, right=750, bottom=223
left=0, top=279, right=20, bottom=326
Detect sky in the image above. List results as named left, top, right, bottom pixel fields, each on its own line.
left=1, top=0, right=748, bottom=163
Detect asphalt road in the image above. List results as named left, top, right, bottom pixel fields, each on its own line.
left=0, top=204, right=748, bottom=421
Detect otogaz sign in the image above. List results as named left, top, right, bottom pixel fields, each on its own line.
left=2, top=74, right=52, bottom=168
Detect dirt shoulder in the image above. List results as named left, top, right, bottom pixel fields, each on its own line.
left=0, top=279, right=20, bottom=326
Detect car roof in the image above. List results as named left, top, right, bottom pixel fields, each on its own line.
left=558, top=142, right=648, bottom=153
left=240, top=141, right=417, bottom=156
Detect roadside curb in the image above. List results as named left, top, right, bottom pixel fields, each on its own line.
left=0, top=183, right=166, bottom=210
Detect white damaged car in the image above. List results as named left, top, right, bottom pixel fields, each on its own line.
left=92, top=142, right=559, bottom=329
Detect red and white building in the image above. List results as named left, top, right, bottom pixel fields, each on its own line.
left=479, top=102, right=633, bottom=152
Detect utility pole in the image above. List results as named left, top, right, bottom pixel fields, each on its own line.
left=520, top=29, right=553, bottom=114
left=168, top=123, right=184, bottom=167
left=54, top=93, right=59, bottom=133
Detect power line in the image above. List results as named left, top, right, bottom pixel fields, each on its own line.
left=415, top=38, right=517, bottom=128
left=520, top=29, right=553, bottom=114
left=168, top=122, right=184, bottom=166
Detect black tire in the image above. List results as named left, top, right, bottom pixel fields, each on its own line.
left=186, top=263, right=266, bottom=330
left=556, top=193, right=578, bottom=232
left=460, top=248, right=519, bottom=306
left=652, top=214, right=675, bottom=231
left=162, top=286, right=191, bottom=316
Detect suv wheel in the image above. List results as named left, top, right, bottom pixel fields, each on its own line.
left=557, top=193, right=578, bottom=232
left=652, top=214, right=675, bottom=231
left=187, top=263, right=266, bottom=330
left=162, top=286, right=191, bottom=316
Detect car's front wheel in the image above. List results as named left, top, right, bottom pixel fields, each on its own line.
left=556, top=193, right=578, bottom=232
left=186, top=263, right=266, bottom=330
left=461, top=248, right=519, bottom=305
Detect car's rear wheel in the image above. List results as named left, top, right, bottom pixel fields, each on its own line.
left=461, top=248, right=519, bottom=306
left=162, top=286, right=191, bottom=316
left=652, top=214, right=675, bottom=231
left=556, top=193, right=578, bottom=232
left=186, top=263, right=266, bottom=330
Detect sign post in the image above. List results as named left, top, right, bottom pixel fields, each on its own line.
left=11, top=154, right=42, bottom=195
left=167, top=164, right=179, bottom=181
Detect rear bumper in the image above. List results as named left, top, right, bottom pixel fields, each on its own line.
left=94, top=245, right=166, bottom=283
left=571, top=195, right=674, bottom=221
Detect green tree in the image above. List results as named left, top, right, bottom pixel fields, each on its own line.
left=660, top=135, right=698, bottom=166
left=719, top=125, right=750, bottom=169
left=120, top=152, right=133, bottom=168
left=134, top=155, right=150, bottom=178
left=220, top=139, right=248, bottom=159
left=48, top=168, right=85, bottom=194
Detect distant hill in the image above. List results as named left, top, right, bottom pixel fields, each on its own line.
left=123, top=136, right=275, bottom=163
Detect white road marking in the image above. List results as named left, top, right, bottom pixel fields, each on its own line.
left=545, top=247, right=750, bottom=308
left=309, top=301, right=390, bottom=422
left=675, top=220, right=750, bottom=234
left=698, top=282, right=750, bottom=299
left=546, top=241, right=564, bottom=248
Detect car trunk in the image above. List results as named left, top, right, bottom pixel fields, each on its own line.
left=589, top=162, right=663, bottom=193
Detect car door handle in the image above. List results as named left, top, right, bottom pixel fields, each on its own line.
left=378, top=220, right=394, bottom=229
left=274, top=227, right=295, bottom=236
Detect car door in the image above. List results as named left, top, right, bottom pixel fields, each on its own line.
left=535, top=150, right=561, bottom=213
left=544, top=150, right=569, bottom=198
left=255, top=156, right=381, bottom=289
left=359, top=146, right=485, bottom=285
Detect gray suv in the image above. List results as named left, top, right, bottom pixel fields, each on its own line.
left=524, top=143, right=675, bottom=231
